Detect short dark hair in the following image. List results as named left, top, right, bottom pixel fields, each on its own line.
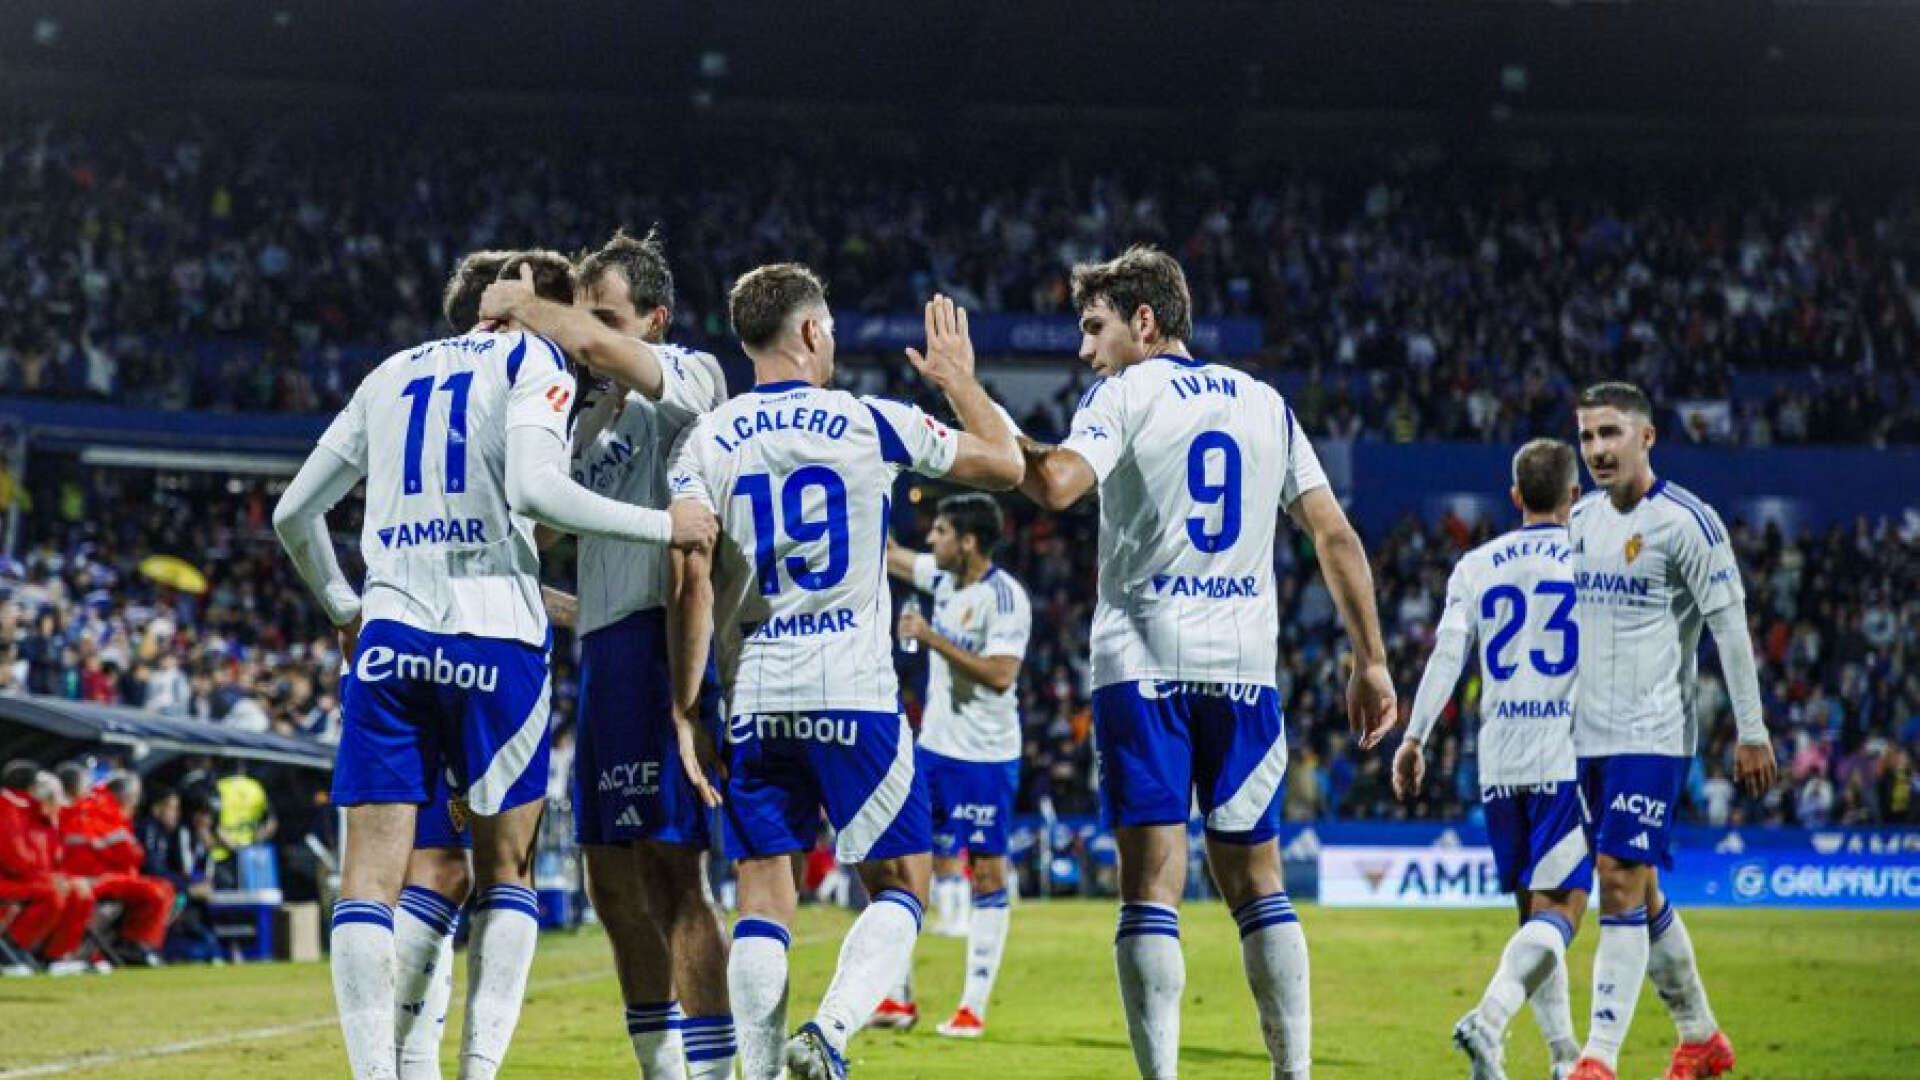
left=55, top=762, right=88, bottom=796
left=1070, top=245, right=1194, bottom=344
left=1577, top=381, right=1654, bottom=421
left=937, top=493, right=1005, bottom=556
left=1, top=759, right=37, bottom=792
left=577, top=227, right=675, bottom=317
left=729, top=263, right=827, bottom=350
left=497, top=249, right=578, bottom=307
left=441, top=249, right=515, bottom=332
left=104, top=771, right=139, bottom=800
left=1512, top=439, right=1578, bottom=514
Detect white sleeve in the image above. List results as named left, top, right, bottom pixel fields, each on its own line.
left=860, top=396, right=960, bottom=478
left=1405, top=564, right=1476, bottom=744
left=980, top=581, right=1033, bottom=661
left=1670, top=500, right=1745, bottom=618
left=651, top=346, right=726, bottom=427
left=272, top=445, right=365, bottom=626
left=668, top=423, right=717, bottom=511
left=506, top=426, right=671, bottom=543
left=504, top=332, right=577, bottom=441
left=1707, top=603, right=1769, bottom=745
left=315, top=380, right=370, bottom=470
left=1057, top=378, right=1127, bottom=482
left=911, top=552, right=940, bottom=593
left=1280, top=403, right=1330, bottom=508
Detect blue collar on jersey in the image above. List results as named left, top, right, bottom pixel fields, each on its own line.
left=1520, top=523, right=1564, bottom=532
left=752, top=379, right=811, bottom=393
left=1152, top=352, right=1206, bottom=368
left=1646, top=478, right=1669, bottom=500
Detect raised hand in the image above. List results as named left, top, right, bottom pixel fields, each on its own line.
left=478, top=262, right=537, bottom=325
left=904, top=293, right=977, bottom=390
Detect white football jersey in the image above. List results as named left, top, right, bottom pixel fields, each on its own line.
left=669, top=381, right=959, bottom=715
left=1431, top=524, right=1579, bottom=785
left=1059, top=355, right=1328, bottom=689
left=318, top=330, right=573, bottom=648
left=1570, top=479, right=1745, bottom=757
left=570, top=344, right=726, bottom=636
left=911, top=553, right=1031, bottom=763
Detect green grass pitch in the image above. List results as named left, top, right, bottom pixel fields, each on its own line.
left=0, top=901, right=1913, bottom=1079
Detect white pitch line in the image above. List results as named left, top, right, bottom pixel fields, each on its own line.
left=0, top=968, right=612, bottom=1079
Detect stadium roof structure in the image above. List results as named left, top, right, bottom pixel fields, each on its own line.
left=0, top=694, right=336, bottom=772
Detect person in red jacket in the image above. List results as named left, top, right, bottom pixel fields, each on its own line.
left=58, top=771, right=174, bottom=966
left=0, top=761, right=96, bottom=971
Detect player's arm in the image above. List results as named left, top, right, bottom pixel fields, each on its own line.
left=905, top=295, right=1023, bottom=490
left=898, top=610, right=1022, bottom=693
left=1289, top=486, right=1395, bottom=749
left=666, top=503, right=724, bottom=809
left=884, top=538, right=920, bottom=582
left=481, top=264, right=667, bottom=399
left=1022, top=376, right=1123, bottom=510
left=1017, top=438, right=1098, bottom=510
left=272, top=443, right=365, bottom=640
left=1396, top=565, right=1476, bottom=800
left=1677, top=506, right=1777, bottom=795
left=540, top=585, right=578, bottom=630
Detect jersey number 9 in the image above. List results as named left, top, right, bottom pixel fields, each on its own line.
left=1185, top=432, right=1243, bottom=553
left=736, top=467, right=851, bottom=596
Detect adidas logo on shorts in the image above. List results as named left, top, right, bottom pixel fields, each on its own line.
left=616, top=806, right=644, bottom=829
left=1629, top=832, right=1650, bottom=851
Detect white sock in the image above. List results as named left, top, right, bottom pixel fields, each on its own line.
left=959, top=890, right=1012, bottom=1017
left=331, top=900, right=400, bottom=1080
left=625, top=1001, right=686, bottom=1079
left=395, top=886, right=461, bottom=1080
left=729, top=918, right=791, bottom=1080
left=1584, top=906, right=1651, bottom=1069
left=1233, top=893, right=1311, bottom=1080
left=682, top=1014, right=738, bottom=1080
left=1528, top=948, right=1580, bottom=1066
left=1647, top=902, right=1720, bottom=1044
left=932, top=874, right=963, bottom=926
left=1115, top=902, right=1183, bottom=1080
left=459, top=884, right=541, bottom=1080
left=953, top=877, right=973, bottom=930
left=1479, top=912, right=1571, bottom=1034
left=894, top=967, right=915, bottom=1004
left=813, top=888, right=923, bottom=1053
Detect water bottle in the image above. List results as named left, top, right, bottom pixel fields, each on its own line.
left=900, top=595, right=922, bottom=654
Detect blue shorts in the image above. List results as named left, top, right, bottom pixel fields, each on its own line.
left=1579, top=755, right=1688, bottom=869
left=1091, top=680, right=1288, bottom=843
left=721, top=710, right=930, bottom=864
left=335, top=620, right=552, bottom=817
left=919, top=747, right=1019, bottom=858
left=415, top=769, right=471, bottom=850
left=573, top=609, right=721, bottom=848
left=1482, top=780, right=1592, bottom=894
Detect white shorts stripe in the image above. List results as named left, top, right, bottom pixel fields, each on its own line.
left=835, top=718, right=915, bottom=863
left=465, top=670, right=553, bottom=815
left=1528, top=824, right=1590, bottom=891
left=1206, top=724, right=1289, bottom=834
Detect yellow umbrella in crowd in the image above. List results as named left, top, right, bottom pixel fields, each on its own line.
left=139, top=554, right=210, bottom=595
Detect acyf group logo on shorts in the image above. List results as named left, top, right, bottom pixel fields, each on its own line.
left=356, top=644, right=501, bottom=692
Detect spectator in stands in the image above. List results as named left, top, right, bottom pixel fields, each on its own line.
left=137, top=786, right=223, bottom=963
left=55, top=770, right=174, bottom=966
left=211, top=761, right=275, bottom=888
left=0, top=761, right=97, bottom=973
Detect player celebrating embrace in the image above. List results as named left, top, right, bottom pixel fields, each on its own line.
left=1017, top=247, right=1395, bottom=1080
left=1396, top=439, right=1589, bottom=1080
left=877, top=493, right=1032, bottom=1038
left=1565, top=383, right=1777, bottom=1080
left=274, top=253, right=714, bottom=1080
left=665, top=270, right=1022, bottom=1080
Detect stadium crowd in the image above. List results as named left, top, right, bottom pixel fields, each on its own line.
left=0, top=116, right=1914, bottom=446
left=5, top=457, right=1913, bottom=838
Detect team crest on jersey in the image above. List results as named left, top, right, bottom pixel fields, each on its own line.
left=1624, top=533, right=1643, bottom=564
